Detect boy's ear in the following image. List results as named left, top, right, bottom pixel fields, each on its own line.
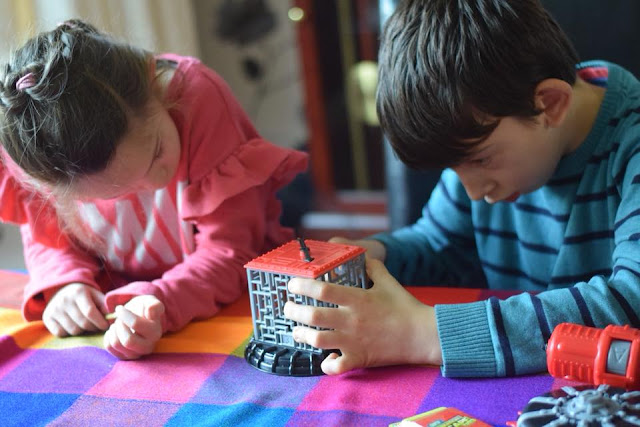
left=533, top=79, right=572, bottom=128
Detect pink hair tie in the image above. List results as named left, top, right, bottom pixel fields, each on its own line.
left=16, top=73, right=36, bottom=91
left=57, top=20, right=77, bottom=29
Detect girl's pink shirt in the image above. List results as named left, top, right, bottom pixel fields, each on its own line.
left=0, top=54, right=308, bottom=332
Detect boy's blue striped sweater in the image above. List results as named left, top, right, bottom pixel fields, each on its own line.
left=374, top=61, right=640, bottom=377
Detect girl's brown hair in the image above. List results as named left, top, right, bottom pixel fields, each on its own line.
left=0, top=19, right=153, bottom=187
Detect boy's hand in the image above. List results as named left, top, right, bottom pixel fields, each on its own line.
left=284, top=258, right=442, bottom=375
left=42, top=282, right=109, bottom=336
left=103, top=295, right=165, bottom=360
left=329, top=236, right=386, bottom=262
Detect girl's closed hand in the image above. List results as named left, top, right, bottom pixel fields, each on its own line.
left=284, top=258, right=442, bottom=375
left=103, top=295, right=165, bottom=360
left=43, top=282, right=109, bottom=336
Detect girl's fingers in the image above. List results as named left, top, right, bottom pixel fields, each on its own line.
left=59, top=288, right=107, bottom=333
left=79, top=292, right=109, bottom=330
left=57, top=312, right=84, bottom=336
left=104, top=328, right=129, bottom=359
left=87, top=286, right=108, bottom=313
left=145, top=302, right=164, bottom=322
left=43, top=316, right=68, bottom=337
left=67, top=302, right=102, bottom=332
left=114, top=306, right=161, bottom=340
left=105, top=325, right=146, bottom=360
left=113, top=319, right=149, bottom=358
left=101, top=298, right=164, bottom=360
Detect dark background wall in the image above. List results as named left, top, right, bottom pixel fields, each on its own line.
left=542, top=0, right=640, bottom=76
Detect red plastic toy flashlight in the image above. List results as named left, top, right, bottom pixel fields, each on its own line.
left=547, top=322, right=640, bottom=389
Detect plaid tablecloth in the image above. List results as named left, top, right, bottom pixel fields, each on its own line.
left=0, top=271, right=577, bottom=426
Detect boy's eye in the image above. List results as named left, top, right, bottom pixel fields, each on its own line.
left=471, top=156, right=491, bottom=166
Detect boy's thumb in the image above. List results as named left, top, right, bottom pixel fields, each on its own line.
left=366, top=258, right=402, bottom=289
left=365, top=258, right=393, bottom=286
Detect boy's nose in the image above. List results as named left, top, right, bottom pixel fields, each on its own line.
left=453, top=168, right=494, bottom=201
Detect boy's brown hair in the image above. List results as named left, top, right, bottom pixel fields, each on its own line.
left=376, top=0, right=579, bottom=170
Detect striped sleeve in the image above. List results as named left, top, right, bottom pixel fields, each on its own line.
left=437, top=101, right=640, bottom=377
left=373, top=168, right=487, bottom=287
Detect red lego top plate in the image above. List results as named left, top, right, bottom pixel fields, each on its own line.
left=244, top=239, right=366, bottom=278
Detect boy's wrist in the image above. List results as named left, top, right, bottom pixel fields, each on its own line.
left=408, top=304, right=442, bottom=366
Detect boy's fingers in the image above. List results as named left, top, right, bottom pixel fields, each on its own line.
left=365, top=257, right=385, bottom=277
left=288, top=278, right=360, bottom=306
left=320, top=352, right=341, bottom=375
left=328, top=236, right=351, bottom=244
left=291, top=326, right=345, bottom=349
left=321, top=352, right=359, bottom=375
left=284, top=303, right=345, bottom=329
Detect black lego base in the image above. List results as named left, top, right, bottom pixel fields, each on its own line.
left=244, top=340, right=328, bottom=376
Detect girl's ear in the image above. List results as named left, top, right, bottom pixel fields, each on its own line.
left=533, top=78, right=572, bottom=128
left=148, top=58, right=166, bottom=99
left=148, top=57, right=157, bottom=78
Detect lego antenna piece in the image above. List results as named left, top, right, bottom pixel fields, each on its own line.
left=244, top=239, right=368, bottom=376
left=297, top=237, right=314, bottom=261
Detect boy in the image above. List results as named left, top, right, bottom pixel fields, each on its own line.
left=283, top=0, right=640, bottom=378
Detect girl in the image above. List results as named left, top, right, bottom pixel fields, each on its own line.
left=0, top=20, right=307, bottom=359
